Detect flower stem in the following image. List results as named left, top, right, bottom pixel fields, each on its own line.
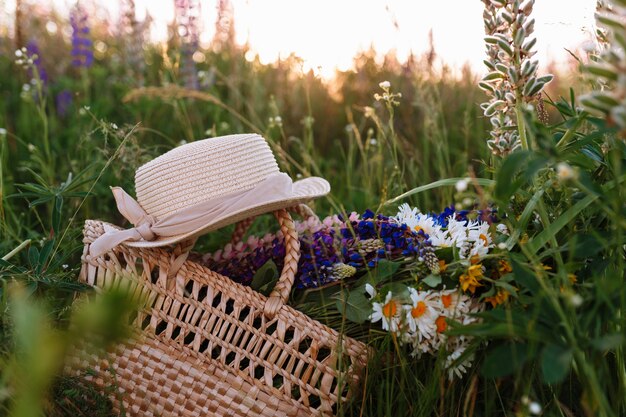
left=556, top=116, right=586, bottom=149
left=515, top=92, right=529, bottom=151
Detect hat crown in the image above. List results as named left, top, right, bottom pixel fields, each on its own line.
left=135, top=134, right=279, bottom=219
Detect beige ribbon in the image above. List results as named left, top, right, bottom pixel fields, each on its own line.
left=89, top=173, right=295, bottom=257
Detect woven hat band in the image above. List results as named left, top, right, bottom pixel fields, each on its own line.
left=89, top=173, right=294, bottom=257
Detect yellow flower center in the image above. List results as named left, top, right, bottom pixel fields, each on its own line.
left=411, top=301, right=427, bottom=318
left=441, top=294, right=452, bottom=308
left=414, top=226, right=423, bottom=233
left=479, top=233, right=489, bottom=246
left=436, top=316, right=447, bottom=333
left=382, top=300, right=397, bottom=318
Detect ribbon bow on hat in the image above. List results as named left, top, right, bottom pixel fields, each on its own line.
left=89, top=173, right=297, bottom=257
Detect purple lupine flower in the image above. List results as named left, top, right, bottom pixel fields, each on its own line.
left=56, top=90, right=73, bottom=117
left=26, top=40, right=48, bottom=85
left=119, top=0, right=150, bottom=85
left=202, top=210, right=433, bottom=290
left=174, top=0, right=201, bottom=90
left=70, top=5, right=94, bottom=68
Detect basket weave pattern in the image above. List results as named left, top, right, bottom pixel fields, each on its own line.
left=69, top=209, right=369, bottom=417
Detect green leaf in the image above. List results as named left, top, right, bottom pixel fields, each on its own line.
left=27, top=246, right=40, bottom=270
left=385, top=178, right=495, bottom=205
left=335, top=286, right=371, bottom=324
left=481, top=342, right=530, bottom=378
left=493, top=280, right=518, bottom=295
left=509, top=254, right=540, bottom=294
left=591, top=334, right=624, bottom=352
left=36, top=239, right=55, bottom=274
left=482, top=71, right=506, bottom=81
left=250, top=260, right=278, bottom=296
left=353, top=260, right=402, bottom=287
left=526, top=194, right=597, bottom=254
left=370, top=260, right=401, bottom=283
left=421, top=274, right=442, bottom=288
left=495, top=151, right=532, bottom=202
left=505, top=180, right=551, bottom=250
left=541, top=344, right=572, bottom=384
left=52, top=196, right=63, bottom=235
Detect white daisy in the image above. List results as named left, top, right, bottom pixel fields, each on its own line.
left=467, top=221, right=494, bottom=259
left=437, top=289, right=470, bottom=318
left=404, top=288, right=438, bottom=342
left=395, top=203, right=419, bottom=226
left=496, top=223, right=509, bottom=235
left=444, top=339, right=475, bottom=380
left=446, top=217, right=471, bottom=257
left=369, top=291, right=402, bottom=333
left=413, top=213, right=442, bottom=237
left=409, top=337, right=435, bottom=358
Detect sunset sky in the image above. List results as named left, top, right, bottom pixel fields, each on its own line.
left=4, top=0, right=599, bottom=78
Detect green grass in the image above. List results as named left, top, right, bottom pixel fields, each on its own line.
left=1, top=3, right=626, bottom=417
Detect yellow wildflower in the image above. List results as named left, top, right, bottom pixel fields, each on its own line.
left=459, top=264, right=484, bottom=294
left=485, top=289, right=510, bottom=307
left=498, top=259, right=513, bottom=275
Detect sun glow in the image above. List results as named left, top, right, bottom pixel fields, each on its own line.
left=42, top=0, right=599, bottom=79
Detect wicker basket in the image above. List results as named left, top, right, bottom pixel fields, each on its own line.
left=67, top=208, right=369, bottom=417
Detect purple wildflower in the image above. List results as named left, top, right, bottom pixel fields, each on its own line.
left=203, top=210, right=433, bottom=289
left=431, top=205, right=499, bottom=227
left=26, top=40, right=48, bottom=85
left=70, top=5, right=94, bottom=68
left=119, top=0, right=150, bottom=86
left=55, top=90, right=73, bottom=117
left=175, top=0, right=201, bottom=90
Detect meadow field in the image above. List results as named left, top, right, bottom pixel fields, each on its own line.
left=1, top=1, right=625, bottom=416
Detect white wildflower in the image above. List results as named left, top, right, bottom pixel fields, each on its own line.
left=528, top=401, right=542, bottom=415
left=556, top=162, right=576, bottom=181
left=404, top=288, right=437, bottom=342
left=444, top=340, right=475, bottom=380
left=455, top=179, right=469, bottom=192
left=438, top=289, right=470, bottom=318
left=370, top=291, right=402, bottom=333
left=394, top=203, right=419, bottom=225
left=379, top=80, right=391, bottom=89
left=467, top=221, right=494, bottom=259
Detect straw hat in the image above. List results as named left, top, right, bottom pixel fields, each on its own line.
left=89, top=133, right=329, bottom=256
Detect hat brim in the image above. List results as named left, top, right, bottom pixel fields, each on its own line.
left=122, top=176, right=329, bottom=249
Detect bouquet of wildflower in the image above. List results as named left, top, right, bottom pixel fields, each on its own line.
left=201, top=203, right=511, bottom=378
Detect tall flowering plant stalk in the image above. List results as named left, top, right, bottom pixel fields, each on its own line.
left=479, top=0, right=552, bottom=155
left=580, top=0, right=626, bottom=131
left=174, top=0, right=201, bottom=90
left=202, top=206, right=511, bottom=379
left=23, top=40, right=48, bottom=86
left=70, top=4, right=93, bottom=68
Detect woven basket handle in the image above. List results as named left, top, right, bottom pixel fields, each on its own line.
left=229, top=203, right=319, bottom=246
left=263, top=208, right=300, bottom=318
